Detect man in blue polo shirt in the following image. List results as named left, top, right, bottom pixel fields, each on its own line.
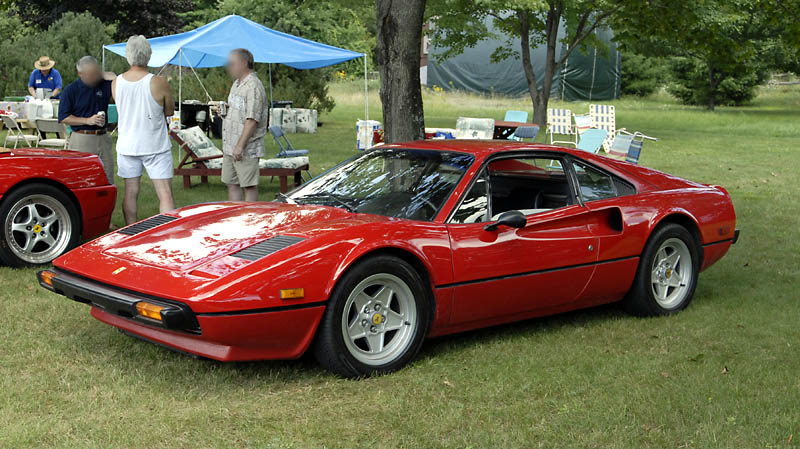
left=58, top=56, right=117, bottom=183
left=27, top=56, right=62, bottom=99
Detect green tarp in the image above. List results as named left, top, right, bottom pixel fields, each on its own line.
left=426, top=21, right=620, bottom=101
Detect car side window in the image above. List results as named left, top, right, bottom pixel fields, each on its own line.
left=450, top=175, right=489, bottom=224
left=572, top=161, right=617, bottom=202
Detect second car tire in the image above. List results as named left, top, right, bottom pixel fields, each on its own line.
left=0, top=183, right=81, bottom=267
left=623, top=223, right=700, bottom=316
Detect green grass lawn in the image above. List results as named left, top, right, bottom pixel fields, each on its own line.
left=1, top=82, right=799, bottom=448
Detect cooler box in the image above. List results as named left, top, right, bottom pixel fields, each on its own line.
left=356, top=120, right=382, bottom=150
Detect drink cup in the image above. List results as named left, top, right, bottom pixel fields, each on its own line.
left=97, top=111, right=106, bottom=126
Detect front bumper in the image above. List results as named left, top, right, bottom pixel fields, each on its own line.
left=37, top=269, right=327, bottom=361
left=38, top=269, right=199, bottom=333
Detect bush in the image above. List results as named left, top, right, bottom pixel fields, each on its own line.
left=667, top=57, right=767, bottom=108
left=620, top=52, right=668, bottom=97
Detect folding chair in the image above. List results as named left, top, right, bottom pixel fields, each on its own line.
left=605, top=131, right=657, bottom=164
left=269, top=125, right=309, bottom=158
left=510, top=125, right=539, bottom=142
left=35, top=118, right=69, bottom=149
left=589, top=104, right=623, bottom=152
left=2, top=114, right=39, bottom=148
left=504, top=110, right=529, bottom=123
left=546, top=108, right=576, bottom=147
left=576, top=128, right=608, bottom=154
left=573, top=114, right=593, bottom=136
left=455, top=117, right=495, bottom=139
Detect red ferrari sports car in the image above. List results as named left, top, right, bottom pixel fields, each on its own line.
left=1, top=148, right=116, bottom=267
left=39, top=141, right=737, bottom=377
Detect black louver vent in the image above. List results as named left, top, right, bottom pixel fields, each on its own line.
left=231, top=235, right=305, bottom=261
left=118, top=215, right=178, bottom=236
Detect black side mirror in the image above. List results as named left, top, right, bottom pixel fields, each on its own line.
left=484, top=210, right=527, bottom=231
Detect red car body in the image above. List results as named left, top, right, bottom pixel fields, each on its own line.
left=1, top=148, right=116, bottom=240
left=39, top=141, right=736, bottom=362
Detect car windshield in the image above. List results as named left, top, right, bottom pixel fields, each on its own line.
left=286, top=149, right=474, bottom=221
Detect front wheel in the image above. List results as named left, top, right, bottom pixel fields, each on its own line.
left=312, top=255, right=431, bottom=377
left=623, top=223, right=700, bottom=316
left=0, top=184, right=81, bottom=267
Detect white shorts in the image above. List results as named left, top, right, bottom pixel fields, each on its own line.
left=118, top=151, right=173, bottom=180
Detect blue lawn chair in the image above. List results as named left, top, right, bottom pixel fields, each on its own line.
left=623, top=139, right=642, bottom=163
left=269, top=125, right=309, bottom=158
left=504, top=110, right=529, bottom=123
left=576, top=128, right=608, bottom=153
left=511, top=125, right=539, bottom=141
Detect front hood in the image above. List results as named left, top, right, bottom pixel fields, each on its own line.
left=101, top=202, right=353, bottom=272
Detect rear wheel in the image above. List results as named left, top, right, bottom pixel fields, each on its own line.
left=623, top=223, right=700, bottom=316
left=0, top=183, right=80, bottom=267
left=313, top=255, right=431, bottom=377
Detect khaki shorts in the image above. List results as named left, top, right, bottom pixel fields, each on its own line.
left=221, top=154, right=260, bottom=187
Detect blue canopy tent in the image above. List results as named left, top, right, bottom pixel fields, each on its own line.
left=103, top=15, right=368, bottom=118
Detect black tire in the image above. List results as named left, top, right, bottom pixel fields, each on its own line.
left=622, top=223, right=701, bottom=316
left=312, top=255, right=432, bottom=378
left=0, top=183, right=81, bottom=267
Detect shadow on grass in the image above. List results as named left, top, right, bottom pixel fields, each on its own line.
left=417, top=301, right=625, bottom=361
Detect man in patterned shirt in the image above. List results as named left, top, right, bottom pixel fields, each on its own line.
left=219, top=48, right=267, bottom=201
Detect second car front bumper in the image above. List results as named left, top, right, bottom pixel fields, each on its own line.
left=38, top=269, right=200, bottom=333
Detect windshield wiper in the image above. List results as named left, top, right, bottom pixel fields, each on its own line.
left=298, top=193, right=355, bottom=212
left=274, top=192, right=297, bottom=204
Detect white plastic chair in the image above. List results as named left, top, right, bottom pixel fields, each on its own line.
left=35, top=118, right=69, bottom=149
left=2, top=114, right=40, bottom=149
left=546, top=108, right=576, bottom=147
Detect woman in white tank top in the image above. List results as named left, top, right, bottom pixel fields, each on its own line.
left=115, top=72, right=171, bottom=156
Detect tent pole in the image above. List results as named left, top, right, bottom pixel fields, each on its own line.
left=179, top=49, right=183, bottom=120
left=102, top=46, right=105, bottom=72
left=363, top=54, right=368, bottom=121
left=268, top=63, right=273, bottom=111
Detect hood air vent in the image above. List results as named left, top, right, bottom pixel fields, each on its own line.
left=231, top=235, right=305, bottom=261
left=118, top=215, right=178, bottom=236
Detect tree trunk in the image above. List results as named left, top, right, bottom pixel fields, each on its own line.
left=708, top=64, right=718, bottom=111
left=375, top=0, right=426, bottom=143
left=519, top=7, right=560, bottom=126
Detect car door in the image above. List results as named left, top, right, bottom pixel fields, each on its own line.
left=444, top=154, right=600, bottom=326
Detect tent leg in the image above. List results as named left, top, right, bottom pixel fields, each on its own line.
left=102, top=47, right=105, bottom=72
left=179, top=49, right=183, bottom=118
left=363, top=55, right=368, bottom=121
left=269, top=63, right=273, bottom=110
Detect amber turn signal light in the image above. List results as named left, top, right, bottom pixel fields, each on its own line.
left=136, top=301, right=165, bottom=321
left=39, top=270, right=56, bottom=287
left=280, top=288, right=304, bottom=300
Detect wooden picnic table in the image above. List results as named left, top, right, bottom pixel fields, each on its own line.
left=493, top=120, right=539, bottom=140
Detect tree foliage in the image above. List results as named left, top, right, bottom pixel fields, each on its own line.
left=12, top=0, right=192, bottom=38
left=619, top=52, right=668, bottom=97
left=613, top=0, right=796, bottom=109
left=427, top=0, right=626, bottom=125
